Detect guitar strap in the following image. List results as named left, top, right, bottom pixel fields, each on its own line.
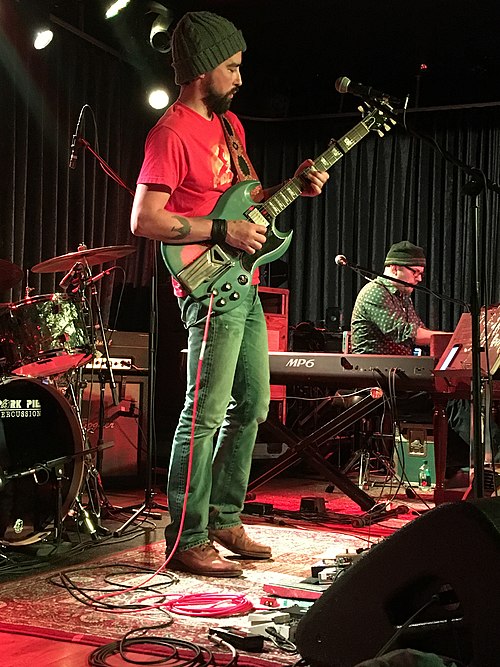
left=220, top=114, right=264, bottom=202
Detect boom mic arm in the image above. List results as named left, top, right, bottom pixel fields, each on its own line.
left=335, top=76, right=402, bottom=105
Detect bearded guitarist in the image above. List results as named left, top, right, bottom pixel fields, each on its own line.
left=131, top=11, right=328, bottom=578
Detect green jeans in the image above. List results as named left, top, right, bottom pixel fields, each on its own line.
left=165, top=286, right=270, bottom=552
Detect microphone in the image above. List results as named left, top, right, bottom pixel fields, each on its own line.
left=85, top=266, right=119, bottom=286
left=335, top=254, right=348, bottom=266
left=69, top=114, right=83, bottom=169
left=59, top=263, right=82, bottom=290
left=335, top=76, right=401, bottom=105
left=69, top=134, right=83, bottom=169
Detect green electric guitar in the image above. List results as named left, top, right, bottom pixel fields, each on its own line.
left=160, top=103, right=395, bottom=313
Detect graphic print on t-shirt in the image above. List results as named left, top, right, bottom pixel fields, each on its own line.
left=212, top=142, right=233, bottom=189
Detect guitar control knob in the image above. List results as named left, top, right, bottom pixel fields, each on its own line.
left=211, top=288, right=219, bottom=296
left=221, top=283, right=232, bottom=292
left=216, top=298, right=227, bottom=308
left=237, top=275, right=249, bottom=285
left=229, top=292, right=240, bottom=301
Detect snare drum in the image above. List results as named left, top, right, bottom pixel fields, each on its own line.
left=0, top=293, right=93, bottom=377
left=0, top=376, right=84, bottom=545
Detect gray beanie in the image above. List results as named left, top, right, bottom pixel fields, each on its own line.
left=384, top=241, right=426, bottom=267
left=171, top=11, right=246, bottom=85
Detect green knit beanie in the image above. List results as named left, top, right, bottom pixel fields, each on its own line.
left=384, top=241, right=426, bottom=267
left=171, top=11, right=246, bottom=85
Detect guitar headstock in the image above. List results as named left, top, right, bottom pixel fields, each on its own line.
left=359, top=102, right=397, bottom=137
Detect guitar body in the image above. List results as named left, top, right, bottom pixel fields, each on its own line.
left=160, top=180, right=293, bottom=313
left=160, top=104, right=394, bottom=314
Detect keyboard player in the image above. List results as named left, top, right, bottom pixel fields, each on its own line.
left=350, top=240, right=478, bottom=475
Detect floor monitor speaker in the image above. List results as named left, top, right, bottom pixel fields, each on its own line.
left=295, top=498, right=500, bottom=667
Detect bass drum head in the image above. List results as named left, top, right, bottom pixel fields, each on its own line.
left=0, top=377, right=84, bottom=545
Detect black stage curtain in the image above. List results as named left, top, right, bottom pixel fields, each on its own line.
left=244, top=106, right=500, bottom=331
left=1, top=10, right=499, bottom=335
left=0, top=15, right=155, bottom=326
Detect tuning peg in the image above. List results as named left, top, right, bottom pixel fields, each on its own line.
left=384, top=123, right=391, bottom=131
left=357, top=105, right=364, bottom=113
left=377, top=130, right=385, bottom=137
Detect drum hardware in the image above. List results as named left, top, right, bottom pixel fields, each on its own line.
left=57, top=368, right=117, bottom=535
left=0, top=244, right=139, bottom=542
left=31, top=242, right=137, bottom=401
left=0, top=367, right=119, bottom=549
left=31, top=244, right=136, bottom=274
left=5, top=454, right=72, bottom=543
left=57, top=251, right=133, bottom=528
left=74, top=268, right=121, bottom=526
left=0, top=441, right=113, bottom=546
left=0, top=376, right=85, bottom=546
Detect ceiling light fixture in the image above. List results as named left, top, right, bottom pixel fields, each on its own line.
left=147, top=2, right=174, bottom=53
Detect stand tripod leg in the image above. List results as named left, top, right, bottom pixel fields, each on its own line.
left=73, top=497, right=98, bottom=540
left=111, top=266, right=169, bottom=535
left=83, top=465, right=111, bottom=535
left=53, top=463, right=65, bottom=542
left=112, top=493, right=158, bottom=537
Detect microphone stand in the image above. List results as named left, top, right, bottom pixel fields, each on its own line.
left=463, top=177, right=486, bottom=498
left=70, top=116, right=169, bottom=531
left=337, top=257, right=469, bottom=311
left=384, top=108, right=500, bottom=501
left=113, top=243, right=168, bottom=538
left=339, top=89, right=500, bottom=499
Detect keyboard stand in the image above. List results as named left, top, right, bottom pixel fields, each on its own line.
left=249, top=391, right=407, bottom=523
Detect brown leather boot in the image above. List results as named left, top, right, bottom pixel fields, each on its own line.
left=209, top=525, right=272, bottom=559
left=167, top=543, right=243, bottom=577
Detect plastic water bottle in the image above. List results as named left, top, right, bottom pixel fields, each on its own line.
left=419, top=461, right=432, bottom=488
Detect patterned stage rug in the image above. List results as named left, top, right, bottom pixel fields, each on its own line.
left=0, top=519, right=413, bottom=666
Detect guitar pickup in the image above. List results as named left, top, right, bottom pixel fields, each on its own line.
left=177, top=244, right=236, bottom=295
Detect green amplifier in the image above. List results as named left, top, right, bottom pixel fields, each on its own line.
left=394, top=422, right=436, bottom=487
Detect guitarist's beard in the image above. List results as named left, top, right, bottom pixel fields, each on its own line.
left=203, top=86, right=239, bottom=115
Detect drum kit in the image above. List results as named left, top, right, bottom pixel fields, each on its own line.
left=0, top=244, right=136, bottom=549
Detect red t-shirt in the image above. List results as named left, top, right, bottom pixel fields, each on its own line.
left=137, top=102, right=259, bottom=296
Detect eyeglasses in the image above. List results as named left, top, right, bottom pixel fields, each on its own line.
left=403, top=266, right=425, bottom=278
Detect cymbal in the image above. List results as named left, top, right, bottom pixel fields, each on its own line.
left=31, top=245, right=137, bottom=273
left=0, top=258, right=23, bottom=289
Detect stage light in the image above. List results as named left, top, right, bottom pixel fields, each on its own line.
left=148, top=87, right=169, bottom=109
left=15, top=0, right=54, bottom=50
left=105, top=0, right=132, bottom=19
left=33, top=26, right=53, bottom=50
left=148, top=2, right=174, bottom=53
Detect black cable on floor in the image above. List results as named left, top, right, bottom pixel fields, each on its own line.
left=48, top=563, right=178, bottom=612
left=88, top=634, right=237, bottom=667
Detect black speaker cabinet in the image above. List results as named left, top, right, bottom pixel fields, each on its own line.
left=295, top=498, right=500, bottom=667
left=81, top=371, right=148, bottom=487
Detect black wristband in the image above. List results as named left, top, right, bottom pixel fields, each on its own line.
left=210, top=218, right=227, bottom=245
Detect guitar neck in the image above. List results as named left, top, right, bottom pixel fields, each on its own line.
left=263, top=115, right=375, bottom=218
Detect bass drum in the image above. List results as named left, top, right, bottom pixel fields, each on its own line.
left=0, top=377, right=84, bottom=545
